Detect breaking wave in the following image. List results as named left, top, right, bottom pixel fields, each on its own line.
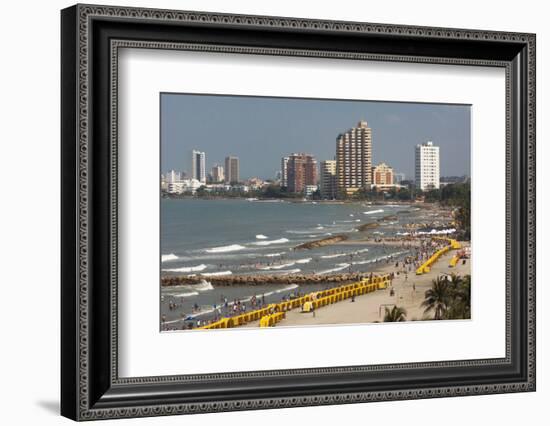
left=254, top=238, right=290, bottom=246
left=163, top=264, right=208, bottom=273
left=205, top=244, right=246, bottom=253
left=161, top=253, right=178, bottom=262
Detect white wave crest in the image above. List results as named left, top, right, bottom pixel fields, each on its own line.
left=416, top=228, right=456, bottom=235
left=363, top=209, right=384, bottom=215
left=165, top=291, right=199, bottom=298
left=295, top=258, right=312, bottom=264
left=266, top=284, right=299, bottom=296
left=265, top=252, right=286, bottom=257
left=260, top=262, right=296, bottom=270
left=163, top=264, right=208, bottom=273
left=318, top=263, right=350, bottom=274
left=205, top=244, right=246, bottom=253
left=254, top=238, right=289, bottom=246
left=161, top=253, right=178, bottom=262
left=256, top=234, right=268, bottom=239
left=321, top=253, right=348, bottom=259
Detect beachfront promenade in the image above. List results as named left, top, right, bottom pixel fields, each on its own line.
left=198, top=274, right=392, bottom=329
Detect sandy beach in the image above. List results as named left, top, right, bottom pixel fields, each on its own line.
left=243, top=241, right=470, bottom=327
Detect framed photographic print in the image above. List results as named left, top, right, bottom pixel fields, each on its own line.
left=61, top=4, right=536, bottom=421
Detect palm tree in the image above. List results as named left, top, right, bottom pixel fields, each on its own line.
left=448, top=274, right=471, bottom=319
left=422, top=276, right=452, bottom=320
left=384, top=305, right=407, bottom=322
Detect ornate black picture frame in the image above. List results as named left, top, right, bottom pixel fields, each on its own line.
left=61, top=4, right=536, bottom=421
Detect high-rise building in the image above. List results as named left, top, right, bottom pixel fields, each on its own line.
left=190, top=150, right=206, bottom=183
left=165, top=169, right=180, bottom=184
left=372, top=162, right=394, bottom=186
left=336, top=120, right=372, bottom=196
left=415, top=141, right=440, bottom=191
left=394, top=172, right=406, bottom=184
left=319, top=160, right=337, bottom=199
left=211, top=164, right=224, bottom=183
left=286, top=153, right=317, bottom=193
left=225, top=156, right=240, bottom=184
left=280, top=156, right=289, bottom=188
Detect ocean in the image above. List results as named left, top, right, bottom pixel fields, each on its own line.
left=160, top=198, right=432, bottom=329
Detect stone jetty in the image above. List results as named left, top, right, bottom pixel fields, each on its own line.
left=293, top=234, right=349, bottom=250
left=356, top=222, right=380, bottom=232
left=161, top=272, right=368, bottom=287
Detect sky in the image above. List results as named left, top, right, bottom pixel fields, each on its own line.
left=161, top=93, right=470, bottom=180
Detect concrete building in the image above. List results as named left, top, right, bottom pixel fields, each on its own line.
left=165, top=170, right=181, bottom=184
left=286, top=153, right=317, bottom=193
left=372, top=162, right=394, bottom=186
left=415, top=141, right=440, bottom=191
left=336, top=120, right=372, bottom=196
left=319, top=160, right=337, bottom=199
left=280, top=156, right=289, bottom=188
left=394, top=172, right=406, bottom=184
left=190, top=150, right=206, bottom=183
left=225, top=156, right=240, bottom=184
left=211, top=164, right=224, bottom=183
left=305, top=185, right=319, bottom=197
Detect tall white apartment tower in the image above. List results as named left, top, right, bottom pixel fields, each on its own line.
left=415, top=141, right=440, bottom=191
left=280, top=156, right=289, bottom=188
left=190, top=149, right=206, bottom=183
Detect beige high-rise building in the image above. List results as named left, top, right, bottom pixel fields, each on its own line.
left=224, top=156, right=240, bottom=184
left=336, top=120, right=372, bottom=196
left=320, top=160, right=337, bottom=199
left=211, top=164, right=224, bottom=183
left=372, top=162, right=394, bottom=186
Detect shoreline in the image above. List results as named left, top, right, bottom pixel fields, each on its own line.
left=163, top=194, right=433, bottom=207
left=244, top=244, right=471, bottom=327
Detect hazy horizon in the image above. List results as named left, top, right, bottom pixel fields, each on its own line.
left=161, top=93, right=471, bottom=180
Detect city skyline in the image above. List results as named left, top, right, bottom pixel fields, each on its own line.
left=161, top=93, right=471, bottom=180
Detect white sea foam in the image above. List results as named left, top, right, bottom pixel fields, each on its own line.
left=354, top=250, right=410, bottom=265
left=269, top=284, right=299, bottom=295
left=165, top=291, right=199, bottom=298
left=321, top=253, right=348, bottom=259
left=205, top=244, right=246, bottom=253
left=256, top=234, right=268, bottom=239
left=260, top=262, right=296, bottom=270
left=318, top=263, right=350, bottom=274
left=265, top=252, right=286, bottom=257
left=295, top=258, right=312, bottom=264
left=320, top=248, right=368, bottom=259
left=254, top=238, right=289, bottom=246
left=163, top=264, right=208, bottom=273
left=161, top=253, right=178, bottom=262
left=201, top=271, right=232, bottom=276
left=363, top=209, right=385, bottom=215
left=416, top=228, right=456, bottom=235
